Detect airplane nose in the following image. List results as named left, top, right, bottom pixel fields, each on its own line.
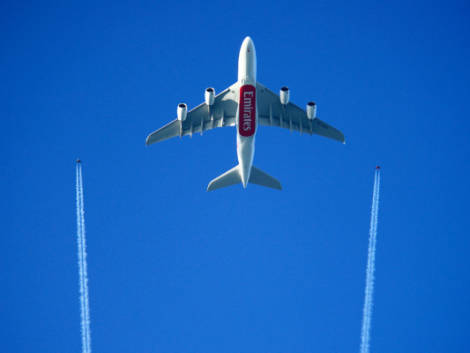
left=238, top=36, right=257, bottom=83
left=244, top=37, right=254, bottom=49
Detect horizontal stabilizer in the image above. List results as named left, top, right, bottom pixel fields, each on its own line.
left=249, top=166, right=282, bottom=190
left=207, top=166, right=241, bottom=191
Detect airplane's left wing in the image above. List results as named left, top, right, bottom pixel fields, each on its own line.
left=256, top=82, right=345, bottom=144
left=146, top=83, right=238, bottom=145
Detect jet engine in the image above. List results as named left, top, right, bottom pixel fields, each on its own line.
left=306, top=101, right=317, bottom=120
left=280, top=86, right=289, bottom=105
left=177, top=103, right=187, bottom=121
left=205, top=87, right=215, bottom=106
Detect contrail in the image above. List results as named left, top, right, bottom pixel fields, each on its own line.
left=360, top=169, right=381, bottom=353
left=75, top=163, right=92, bottom=353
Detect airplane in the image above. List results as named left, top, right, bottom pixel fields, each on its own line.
left=145, top=36, right=345, bottom=191
left=76, top=159, right=81, bottom=164
left=376, top=166, right=381, bottom=170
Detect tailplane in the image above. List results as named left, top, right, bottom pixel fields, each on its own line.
left=207, top=165, right=241, bottom=191
left=249, top=166, right=282, bottom=190
left=207, top=165, right=282, bottom=191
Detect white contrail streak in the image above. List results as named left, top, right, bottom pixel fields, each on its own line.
left=75, top=166, right=86, bottom=352
left=360, top=169, right=381, bottom=353
left=79, top=166, right=92, bottom=353
left=76, top=164, right=92, bottom=353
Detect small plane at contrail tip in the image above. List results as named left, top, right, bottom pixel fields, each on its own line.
left=146, top=37, right=345, bottom=191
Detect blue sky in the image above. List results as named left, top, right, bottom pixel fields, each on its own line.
left=2, top=1, right=470, bottom=352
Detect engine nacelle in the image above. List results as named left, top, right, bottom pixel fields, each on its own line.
left=205, top=87, right=215, bottom=106
left=177, top=103, right=187, bottom=121
left=306, top=101, right=317, bottom=120
left=280, top=86, right=289, bottom=105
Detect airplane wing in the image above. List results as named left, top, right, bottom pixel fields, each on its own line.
left=256, top=83, right=345, bottom=143
left=146, top=83, right=238, bottom=145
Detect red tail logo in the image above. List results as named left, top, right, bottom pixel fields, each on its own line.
left=239, top=85, right=256, bottom=137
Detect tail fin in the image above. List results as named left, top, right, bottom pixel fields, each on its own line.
left=207, top=165, right=241, bottom=191
left=249, top=166, right=282, bottom=190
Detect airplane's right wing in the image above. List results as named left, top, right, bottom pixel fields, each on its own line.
left=256, top=83, right=345, bottom=144
left=146, top=83, right=239, bottom=145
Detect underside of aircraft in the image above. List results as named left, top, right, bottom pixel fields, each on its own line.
left=146, top=37, right=345, bottom=191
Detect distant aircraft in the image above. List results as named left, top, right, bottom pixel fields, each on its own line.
left=146, top=37, right=345, bottom=191
left=376, top=166, right=381, bottom=170
left=76, top=159, right=81, bottom=164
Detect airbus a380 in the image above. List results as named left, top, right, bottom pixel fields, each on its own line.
left=146, top=37, right=345, bottom=191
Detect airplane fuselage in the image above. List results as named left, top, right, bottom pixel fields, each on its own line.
left=236, top=37, right=257, bottom=188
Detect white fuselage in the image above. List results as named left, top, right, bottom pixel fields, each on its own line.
left=236, top=37, right=257, bottom=188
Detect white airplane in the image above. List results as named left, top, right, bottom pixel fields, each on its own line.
left=146, top=37, right=345, bottom=191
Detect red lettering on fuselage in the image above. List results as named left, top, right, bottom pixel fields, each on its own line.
left=238, top=85, right=256, bottom=137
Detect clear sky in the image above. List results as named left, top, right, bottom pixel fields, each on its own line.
left=2, top=1, right=470, bottom=352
